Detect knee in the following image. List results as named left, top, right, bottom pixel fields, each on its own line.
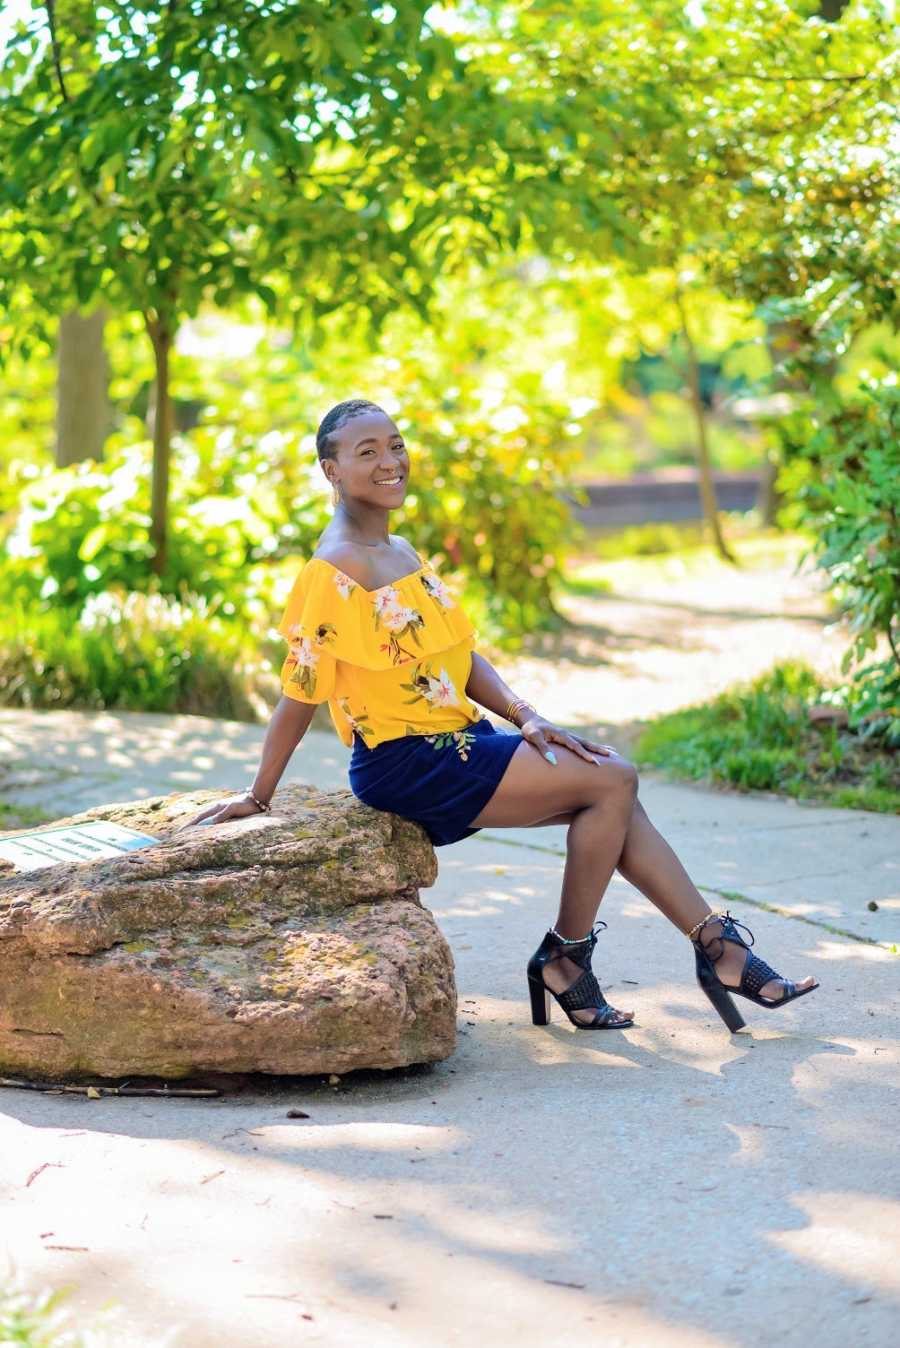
left=591, top=755, right=638, bottom=805
left=616, top=757, right=639, bottom=801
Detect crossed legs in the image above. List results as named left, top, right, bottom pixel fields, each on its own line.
left=467, top=739, right=816, bottom=1014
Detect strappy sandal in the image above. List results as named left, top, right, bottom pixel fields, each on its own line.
left=527, top=922, right=635, bottom=1030
left=689, top=910, right=820, bottom=1032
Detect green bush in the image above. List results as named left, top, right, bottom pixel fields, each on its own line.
left=3, top=317, right=595, bottom=645
left=2, top=441, right=293, bottom=617
left=634, top=661, right=899, bottom=813
left=0, top=590, right=274, bottom=719
left=775, top=376, right=900, bottom=740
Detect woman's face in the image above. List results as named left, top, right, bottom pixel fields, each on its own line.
left=331, top=411, right=410, bottom=506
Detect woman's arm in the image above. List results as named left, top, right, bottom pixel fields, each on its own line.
left=178, top=695, right=316, bottom=828
left=465, top=650, right=535, bottom=727
left=465, top=649, right=616, bottom=766
left=250, top=695, right=318, bottom=803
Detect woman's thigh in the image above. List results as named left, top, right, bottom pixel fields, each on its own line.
left=467, top=739, right=637, bottom=830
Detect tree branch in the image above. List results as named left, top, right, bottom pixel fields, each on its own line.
left=44, top=0, right=68, bottom=102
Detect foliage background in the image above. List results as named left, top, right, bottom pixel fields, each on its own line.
left=0, top=0, right=896, bottom=756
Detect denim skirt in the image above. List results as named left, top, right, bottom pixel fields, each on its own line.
left=348, top=716, right=523, bottom=846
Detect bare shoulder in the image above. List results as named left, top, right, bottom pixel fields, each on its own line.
left=390, top=534, right=423, bottom=566
left=310, top=540, right=375, bottom=589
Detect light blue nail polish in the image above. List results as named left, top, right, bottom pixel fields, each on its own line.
left=546, top=750, right=557, bottom=765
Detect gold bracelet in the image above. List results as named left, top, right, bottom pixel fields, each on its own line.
left=686, top=912, right=723, bottom=941
left=505, top=697, right=536, bottom=725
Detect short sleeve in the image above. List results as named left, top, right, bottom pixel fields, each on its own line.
left=275, top=561, right=338, bottom=705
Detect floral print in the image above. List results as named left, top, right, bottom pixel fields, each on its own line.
left=420, top=571, right=455, bottom=608
left=373, top=585, right=427, bottom=665
left=284, top=621, right=336, bottom=699
left=337, top=696, right=374, bottom=745
left=423, top=728, right=479, bottom=761
left=332, top=569, right=358, bottom=600
left=277, top=555, right=480, bottom=748
left=399, top=660, right=462, bottom=713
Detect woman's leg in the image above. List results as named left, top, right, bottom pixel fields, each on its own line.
left=519, top=795, right=817, bottom=1001
left=467, top=740, right=640, bottom=1023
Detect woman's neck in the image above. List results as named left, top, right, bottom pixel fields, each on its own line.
left=332, top=502, right=392, bottom=547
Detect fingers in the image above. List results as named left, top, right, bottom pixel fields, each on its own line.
left=175, top=814, right=217, bottom=832
left=175, top=804, right=228, bottom=831
left=572, top=735, right=619, bottom=756
left=525, top=730, right=556, bottom=765
left=549, top=732, right=618, bottom=765
left=561, top=734, right=609, bottom=764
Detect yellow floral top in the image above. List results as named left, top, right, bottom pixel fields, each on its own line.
left=275, top=556, right=484, bottom=749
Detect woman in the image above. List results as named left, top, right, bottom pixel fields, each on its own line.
left=181, top=398, right=819, bottom=1032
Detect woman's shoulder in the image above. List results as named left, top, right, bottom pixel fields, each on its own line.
left=309, top=541, right=373, bottom=590
left=309, top=535, right=422, bottom=590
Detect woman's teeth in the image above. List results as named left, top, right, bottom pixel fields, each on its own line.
left=376, top=476, right=402, bottom=486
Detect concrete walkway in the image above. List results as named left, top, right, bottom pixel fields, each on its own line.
left=1, top=707, right=898, bottom=1348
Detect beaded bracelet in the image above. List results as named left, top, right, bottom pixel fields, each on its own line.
left=246, top=789, right=271, bottom=814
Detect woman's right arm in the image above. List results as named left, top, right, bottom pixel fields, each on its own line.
left=177, top=695, right=317, bottom=829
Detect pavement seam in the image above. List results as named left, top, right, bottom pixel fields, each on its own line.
left=472, top=831, right=898, bottom=954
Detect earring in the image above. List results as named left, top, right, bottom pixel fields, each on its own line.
left=332, top=481, right=340, bottom=506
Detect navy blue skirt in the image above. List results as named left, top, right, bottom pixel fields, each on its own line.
left=348, top=716, right=524, bottom=846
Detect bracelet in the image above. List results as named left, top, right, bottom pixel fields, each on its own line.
left=505, top=697, right=537, bottom=726
left=549, top=925, right=591, bottom=945
left=246, top=789, right=271, bottom=814
left=686, top=912, right=723, bottom=941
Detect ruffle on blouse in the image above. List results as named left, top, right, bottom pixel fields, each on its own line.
left=276, top=557, right=476, bottom=703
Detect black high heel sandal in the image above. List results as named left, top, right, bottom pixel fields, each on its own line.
left=527, top=922, right=634, bottom=1030
left=690, top=910, right=820, bottom=1033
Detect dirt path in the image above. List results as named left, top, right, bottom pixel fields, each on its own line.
left=484, top=535, right=850, bottom=754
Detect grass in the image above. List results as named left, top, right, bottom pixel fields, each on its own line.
left=633, top=661, right=900, bottom=814
left=0, top=1266, right=160, bottom=1348
left=0, top=800, right=53, bottom=832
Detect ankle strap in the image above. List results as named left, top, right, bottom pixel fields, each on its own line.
left=548, top=920, right=608, bottom=945
left=686, top=911, right=726, bottom=942
left=687, top=910, right=755, bottom=950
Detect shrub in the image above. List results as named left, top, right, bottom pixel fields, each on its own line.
left=634, top=661, right=899, bottom=812
left=0, top=590, right=274, bottom=719
left=775, top=376, right=900, bottom=741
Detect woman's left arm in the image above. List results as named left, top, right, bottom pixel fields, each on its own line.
left=465, top=650, right=616, bottom=765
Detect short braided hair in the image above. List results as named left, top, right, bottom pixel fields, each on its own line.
left=316, top=399, right=388, bottom=462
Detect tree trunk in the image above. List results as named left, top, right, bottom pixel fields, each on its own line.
left=144, top=313, right=174, bottom=577
left=55, top=308, right=111, bottom=467
left=755, top=454, right=783, bottom=527
left=818, top=0, right=851, bottom=20
left=674, top=289, right=738, bottom=565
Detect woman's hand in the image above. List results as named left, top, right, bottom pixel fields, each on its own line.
left=175, top=794, right=264, bottom=831
left=518, top=714, right=617, bottom=766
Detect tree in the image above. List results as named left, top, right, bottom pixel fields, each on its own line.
left=55, top=307, right=111, bottom=467
left=0, top=0, right=533, bottom=573
left=456, top=0, right=897, bottom=553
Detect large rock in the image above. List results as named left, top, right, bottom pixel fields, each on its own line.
left=0, top=784, right=456, bottom=1081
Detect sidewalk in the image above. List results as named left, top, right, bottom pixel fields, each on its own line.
left=1, top=707, right=898, bottom=1347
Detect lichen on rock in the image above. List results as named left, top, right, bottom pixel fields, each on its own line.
left=0, top=784, right=455, bottom=1081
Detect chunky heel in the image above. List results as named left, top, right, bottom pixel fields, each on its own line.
left=689, top=910, right=819, bottom=1031
left=528, top=975, right=551, bottom=1026
left=526, top=923, right=634, bottom=1030
left=696, top=949, right=746, bottom=1032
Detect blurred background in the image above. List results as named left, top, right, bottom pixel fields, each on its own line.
left=1, top=0, right=897, bottom=814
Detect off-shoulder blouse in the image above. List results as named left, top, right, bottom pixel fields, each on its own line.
left=275, top=555, right=484, bottom=749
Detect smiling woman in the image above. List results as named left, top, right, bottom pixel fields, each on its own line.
left=179, top=397, right=820, bottom=1037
